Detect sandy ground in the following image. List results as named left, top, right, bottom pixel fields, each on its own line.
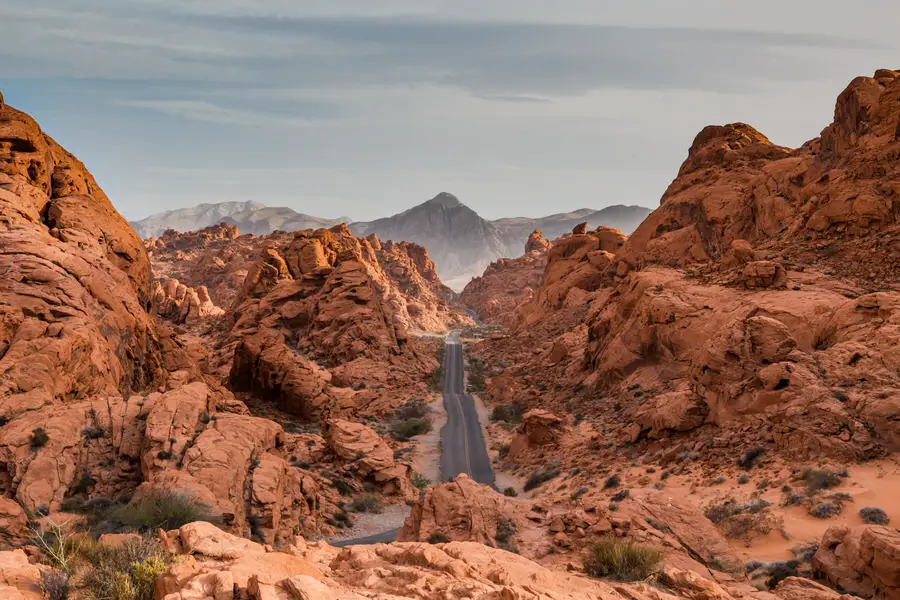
left=612, top=457, right=900, bottom=563
left=324, top=503, right=411, bottom=543
left=411, top=394, right=447, bottom=484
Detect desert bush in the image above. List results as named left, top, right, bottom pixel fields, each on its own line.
left=801, top=468, right=843, bottom=494
left=40, top=569, right=70, bottom=600
left=704, top=499, right=778, bottom=540
left=503, top=487, right=518, bottom=497
left=737, top=473, right=750, bottom=485
left=111, top=491, right=213, bottom=532
left=495, top=519, right=518, bottom=553
left=427, top=531, right=450, bottom=544
left=30, top=520, right=81, bottom=575
left=603, top=475, right=621, bottom=490
left=808, top=501, right=842, bottom=519
left=738, top=447, right=764, bottom=470
left=611, top=489, right=630, bottom=502
left=394, top=399, right=429, bottom=421
left=584, top=537, right=662, bottom=581
left=859, top=506, right=890, bottom=525
left=80, top=536, right=168, bottom=600
left=391, top=418, right=432, bottom=441
left=348, top=493, right=383, bottom=514
left=411, top=472, right=431, bottom=490
left=332, top=478, right=354, bottom=497
left=524, top=464, right=560, bottom=491
left=82, top=427, right=105, bottom=440
left=489, top=404, right=523, bottom=424
left=30, top=427, right=49, bottom=449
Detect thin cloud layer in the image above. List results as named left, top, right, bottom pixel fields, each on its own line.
left=1, top=0, right=897, bottom=220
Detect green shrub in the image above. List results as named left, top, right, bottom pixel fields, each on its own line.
left=603, top=475, right=621, bottom=490
left=348, top=493, right=383, bottom=514
left=30, top=427, right=49, bottom=449
left=495, top=519, right=518, bottom=553
left=503, top=487, right=518, bottom=497
left=80, top=536, right=168, bottom=600
left=427, top=531, right=450, bottom=544
left=111, top=491, right=213, bottom=532
left=584, top=538, right=662, bottom=581
left=411, top=472, right=431, bottom=490
left=391, top=418, right=432, bottom=441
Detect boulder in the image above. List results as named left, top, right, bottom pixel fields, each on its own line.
left=813, top=525, right=900, bottom=599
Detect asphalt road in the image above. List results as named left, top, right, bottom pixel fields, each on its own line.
left=439, top=330, right=495, bottom=486
left=333, top=329, right=495, bottom=546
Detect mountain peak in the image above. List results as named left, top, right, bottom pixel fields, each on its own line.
left=425, top=192, right=464, bottom=209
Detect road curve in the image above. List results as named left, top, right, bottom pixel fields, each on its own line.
left=333, top=329, right=495, bottom=546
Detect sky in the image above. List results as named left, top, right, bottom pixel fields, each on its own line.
left=2, top=1, right=899, bottom=221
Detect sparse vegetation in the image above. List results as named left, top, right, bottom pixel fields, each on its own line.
left=332, top=478, right=354, bottom=497
left=40, top=569, right=70, bottom=600
left=801, top=468, right=844, bottom=494
left=495, top=519, right=518, bottom=553
left=809, top=501, right=842, bottom=519
left=503, top=487, right=518, bottom=497
left=489, top=403, right=524, bottom=424
left=859, top=506, right=890, bottom=525
left=704, top=499, right=780, bottom=540
left=348, top=493, right=383, bottom=514
left=411, top=472, right=431, bottom=490
left=603, top=475, right=621, bottom=490
left=80, top=536, right=169, bottom=600
left=611, top=489, right=630, bottom=502
left=737, top=473, right=750, bottom=485
left=111, top=491, right=214, bottom=532
left=738, top=447, right=764, bottom=470
left=584, top=537, right=662, bottom=582
left=524, top=464, right=560, bottom=491
left=30, top=519, right=80, bottom=575
left=82, top=426, right=105, bottom=440
left=30, top=426, right=49, bottom=449
left=391, top=417, right=432, bottom=441
left=427, top=531, right=450, bottom=544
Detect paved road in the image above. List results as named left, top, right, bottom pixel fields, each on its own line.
left=333, top=329, right=495, bottom=546
left=440, top=330, right=495, bottom=486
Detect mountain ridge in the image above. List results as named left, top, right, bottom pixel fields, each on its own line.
left=131, top=194, right=651, bottom=289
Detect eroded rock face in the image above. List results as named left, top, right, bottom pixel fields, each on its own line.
left=508, top=409, right=564, bottom=458
left=813, top=525, right=900, bottom=599
left=614, top=71, right=900, bottom=285
left=324, top=419, right=414, bottom=499
left=152, top=275, right=224, bottom=324
left=0, top=103, right=179, bottom=416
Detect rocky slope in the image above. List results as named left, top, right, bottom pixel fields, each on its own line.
left=131, top=200, right=348, bottom=238
left=460, top=69, right=900, bottom=599
left=135, top=194, right=651, bottom=291
left=0, top=100, right=450, bottom=551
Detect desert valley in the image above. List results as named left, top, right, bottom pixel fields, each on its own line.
left=2, top=68, right=900, bottom=600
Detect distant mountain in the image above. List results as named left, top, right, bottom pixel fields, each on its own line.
left=492, top=205, right=651, bottom=251
left=131, top=196, right=652, bottom=290
left=350, top=193, right=510, bottom=290
left=130, top=201, right=350, bottom=238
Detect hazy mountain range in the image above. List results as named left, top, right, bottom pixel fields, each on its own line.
left=131, top=194, right=651, bottom=289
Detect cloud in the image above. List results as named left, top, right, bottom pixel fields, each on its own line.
left=0, top=2, right=876, bottom=96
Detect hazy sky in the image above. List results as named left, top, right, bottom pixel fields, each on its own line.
left=3, top=1, right=899, bottom=221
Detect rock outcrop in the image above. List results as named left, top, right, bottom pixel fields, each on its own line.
left=0, top=102, right=181, bottom=418
left=813, top=525, right=900, bottom=599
